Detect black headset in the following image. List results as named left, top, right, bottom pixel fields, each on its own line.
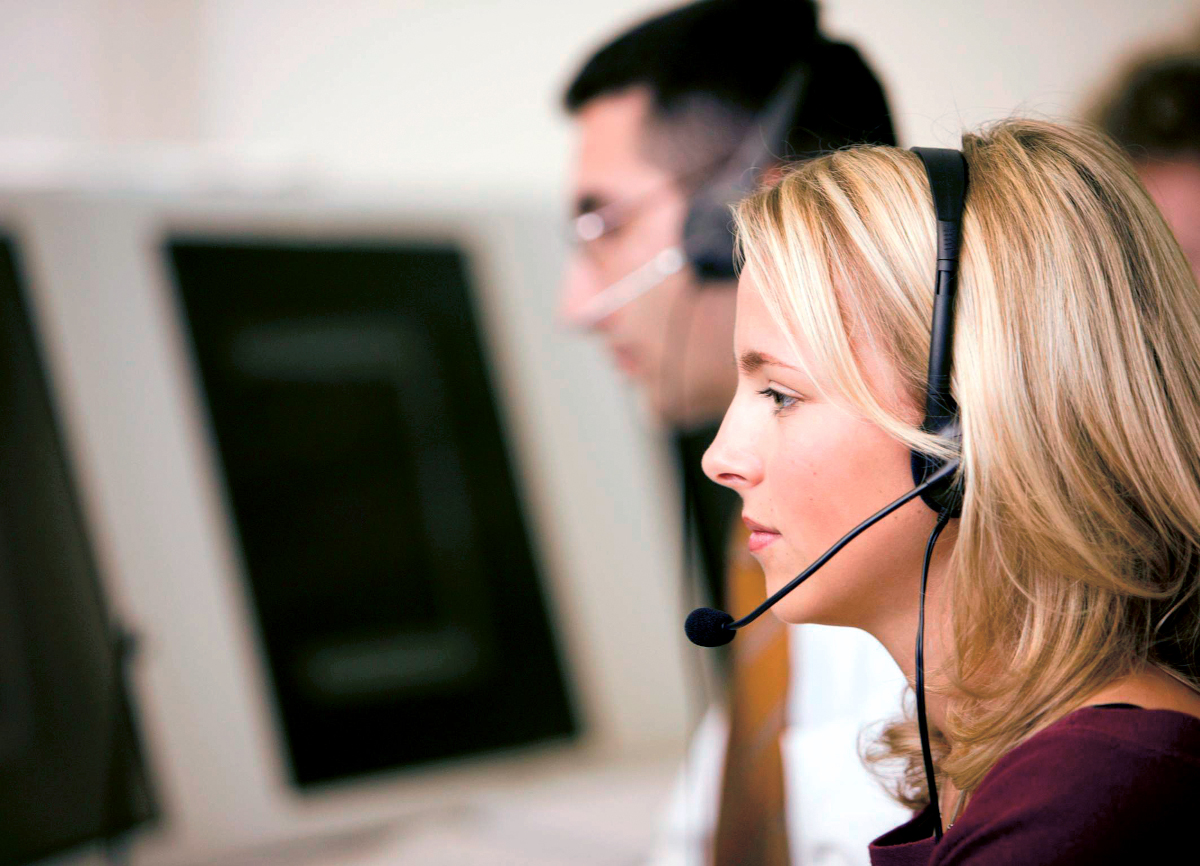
left=567, top=66, right=810, bottom=327
left=681, top=64, right=810, bottom=281
left=911, top=147, right=967, bottom=517
left=685, top=144, right=968, bottom=841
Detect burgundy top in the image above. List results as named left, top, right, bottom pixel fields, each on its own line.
left=868, top=704, right=1200, bottom=865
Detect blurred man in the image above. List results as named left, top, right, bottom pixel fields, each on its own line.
left=559, top=2, right=910, bottom=864
left=1092, top=28, right=1200, bottom=280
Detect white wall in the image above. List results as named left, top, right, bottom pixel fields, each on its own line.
left=821, top=0, right=1200, bottom=145
left=1, top=0, right=1197, bottom=197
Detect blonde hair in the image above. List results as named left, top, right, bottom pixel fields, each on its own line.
left=733, top=119, right=1200, bottom=807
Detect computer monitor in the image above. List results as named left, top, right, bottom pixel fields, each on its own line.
left=0, top=233, right=153, bottom=864
left=166, top=236, right=576, bottom=786
left=0, top=192, right=691, bottom=864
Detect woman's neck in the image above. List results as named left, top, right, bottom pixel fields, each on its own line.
left=866, top=554, right=957, bottom=732
left=1082, top=663, right=1200, bottom=719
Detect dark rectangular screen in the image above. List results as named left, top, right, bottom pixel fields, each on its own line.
left=167, top=237, right=576, bottom=786
left=0, top=235, right=153, bottom=864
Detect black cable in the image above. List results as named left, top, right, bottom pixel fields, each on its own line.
left=717, top=459, right=959, bottom=634
left=917, top=506, right=954, bottom=842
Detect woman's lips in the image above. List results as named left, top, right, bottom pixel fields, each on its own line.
left=743, top=516, right=781, bottom=552
left=748, top=531, right=780, bottom=552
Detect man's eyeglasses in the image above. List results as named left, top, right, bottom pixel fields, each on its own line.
left=568, top=152, right=735, bottom=253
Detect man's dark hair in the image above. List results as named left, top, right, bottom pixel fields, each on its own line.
left=1094, top=53, right=1200, bottom=160
left=563, top=0, right=896, bottom=174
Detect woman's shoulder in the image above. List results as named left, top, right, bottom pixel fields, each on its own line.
left=930, top=705, right=1200, bottom=865
left=1039, top=702, right=1200, bottom=761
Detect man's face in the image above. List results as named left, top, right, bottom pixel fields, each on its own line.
left=1138, top=157, right=1200, bottom=284
left=560, top=87, right=737, bottom=427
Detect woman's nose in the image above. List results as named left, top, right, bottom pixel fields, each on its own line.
left=702, top=409, right=763, bottom=490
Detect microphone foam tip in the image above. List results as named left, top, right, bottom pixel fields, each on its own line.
left=684, top=607, right=736, bottom=647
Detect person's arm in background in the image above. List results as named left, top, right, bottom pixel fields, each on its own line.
left=782, top=625, right=911, bottom=866
left=644, top=706, right=728, bottom=866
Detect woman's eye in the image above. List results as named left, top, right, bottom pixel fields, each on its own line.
left=757, top=386, right=800, bottom=413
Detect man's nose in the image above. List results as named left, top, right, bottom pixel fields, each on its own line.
left=702, top=405, right=763, bottom=490
left=558, top=254, right=608, bottom=331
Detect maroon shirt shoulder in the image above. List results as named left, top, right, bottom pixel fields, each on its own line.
left=869, top=705, right=1200, bottom=866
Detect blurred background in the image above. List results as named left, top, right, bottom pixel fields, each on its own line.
left=0, top=2, right=1197, bottom=866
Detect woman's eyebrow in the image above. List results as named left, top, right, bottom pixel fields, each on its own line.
left=738, top=349, right=804, bottom=375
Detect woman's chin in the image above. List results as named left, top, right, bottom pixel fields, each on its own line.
left=758, top=552, right=862, bottom=626
left=762, top=576, right=859, bottom=627
left=761, top=571, right=811, bottom=624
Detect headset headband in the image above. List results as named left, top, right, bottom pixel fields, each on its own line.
left=909, top=147, right=967, bottom=516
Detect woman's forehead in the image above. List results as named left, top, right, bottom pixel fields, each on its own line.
left=734, top=268, right=913, bottom=414
left=734, top=272, right=811, bottom=370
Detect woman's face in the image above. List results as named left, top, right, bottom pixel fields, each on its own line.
left=702, top=270, right=942, bottom=632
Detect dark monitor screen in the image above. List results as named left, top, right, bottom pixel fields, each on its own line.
left=167, top=237, right=577, bottom=787
left=0, top=235, right=153, bottom=865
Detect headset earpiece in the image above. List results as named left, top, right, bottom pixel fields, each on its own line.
left=681, top=65, right=810, bottom=282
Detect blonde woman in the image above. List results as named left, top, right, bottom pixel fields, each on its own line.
left=700, top=119, right=1200, bottom=862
